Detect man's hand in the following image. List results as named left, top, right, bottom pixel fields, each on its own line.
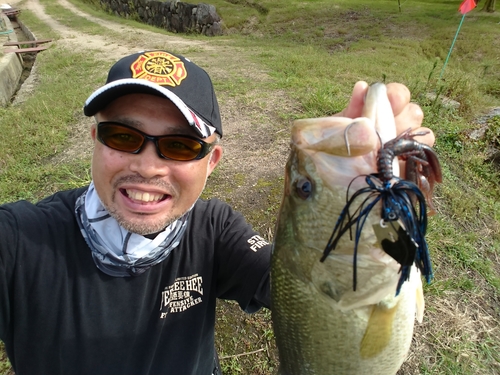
left=335, top=81, right=435, bottom=148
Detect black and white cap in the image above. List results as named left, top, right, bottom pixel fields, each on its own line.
left=83, top=50, right=222, bottom=138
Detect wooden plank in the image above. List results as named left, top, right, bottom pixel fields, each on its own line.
left=4, top=46, right=49, bottom=54
left=2, top=9, right=20, bottom=17
left=3, top=39, right=52, bottom=47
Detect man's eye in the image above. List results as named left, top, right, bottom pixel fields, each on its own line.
left=114, top=134, right=134, bottom=142
left=169, top=141, right=188, bottom=149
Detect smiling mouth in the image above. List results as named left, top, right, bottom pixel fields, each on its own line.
left=122, top=189, right=168, bottom=203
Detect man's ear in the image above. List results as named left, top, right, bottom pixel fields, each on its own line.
left=90, top=123, right=97, bottom=141
left=207, top=145, right=223, bottom=176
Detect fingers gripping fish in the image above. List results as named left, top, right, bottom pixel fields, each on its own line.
left=271, top=83, right=441, bottom=375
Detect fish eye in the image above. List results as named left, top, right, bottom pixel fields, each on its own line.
left=296, top=177, right=313, bottom=199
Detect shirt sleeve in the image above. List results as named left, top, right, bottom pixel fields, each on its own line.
left=0, top=206, right=20, bottom=345
left=211, top=201, right=271, bottom=312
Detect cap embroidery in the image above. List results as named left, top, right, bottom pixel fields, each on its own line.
left=130, top=51, right=187, bottom=87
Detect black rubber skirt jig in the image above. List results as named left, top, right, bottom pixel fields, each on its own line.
left=320, top=130, right=442, bottom=295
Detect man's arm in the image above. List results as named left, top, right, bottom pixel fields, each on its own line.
left=0, top=207, right=18, bottom=356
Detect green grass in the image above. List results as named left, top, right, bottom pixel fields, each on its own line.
left=41, top=0, right=127, bottom=37
left=0, top=43, right=102, bottom=202
left=14, top=5, right=59, bottom=40
left=0, top=0, right=499, bottom=374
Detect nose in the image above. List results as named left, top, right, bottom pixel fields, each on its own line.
left=129, top=139, right=169, bottom=178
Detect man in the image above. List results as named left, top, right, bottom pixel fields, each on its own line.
left=0, top=50, right=433, bottom=374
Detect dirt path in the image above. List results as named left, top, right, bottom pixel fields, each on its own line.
left=23, top=0, right=206, bottom=56
left=13, top=0, right=296, bottom=234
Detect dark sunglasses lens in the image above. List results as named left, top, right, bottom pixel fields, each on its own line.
left=99, top=124, right=144, bottom=152
left=158, top=137, right=203, bottom=161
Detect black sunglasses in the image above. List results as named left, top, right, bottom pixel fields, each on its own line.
left=96, top=122, right=216, bottom=161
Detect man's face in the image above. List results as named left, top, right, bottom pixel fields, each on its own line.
left=91, top=93, right=222, bottom=235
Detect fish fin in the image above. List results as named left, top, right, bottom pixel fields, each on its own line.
left=360, top=301, right=399, bottom=359
left=415, top=279, right=425, bottom=323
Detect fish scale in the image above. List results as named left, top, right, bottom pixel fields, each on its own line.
left=271, top=84, right=427, bottom=375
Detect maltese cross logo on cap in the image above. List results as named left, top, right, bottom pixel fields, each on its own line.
left=130, top=51, right=187, bottom=87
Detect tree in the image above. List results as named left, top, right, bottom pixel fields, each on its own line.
left=481, top=0, right=496, bottom=12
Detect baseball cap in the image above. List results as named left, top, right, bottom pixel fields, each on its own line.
left=83, top=50, right=222, bottom=138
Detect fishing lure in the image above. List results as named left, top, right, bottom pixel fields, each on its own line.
left=320, top=130, right=441, bottom=295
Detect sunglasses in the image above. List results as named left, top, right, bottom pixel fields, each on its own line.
left=96, top=122, right=216, bottom=161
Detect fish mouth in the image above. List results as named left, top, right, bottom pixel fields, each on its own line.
left=289, top=116, right=382, bottom=191
left=292, top=116, right=378, bottom=157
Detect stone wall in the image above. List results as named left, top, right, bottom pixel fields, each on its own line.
left=100, top=0, right=223, bottom=36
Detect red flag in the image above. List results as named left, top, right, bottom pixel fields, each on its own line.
left=459, top=0, right=477, bottom=14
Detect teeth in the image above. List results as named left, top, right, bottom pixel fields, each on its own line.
left=126, top=189, right=164, bottom=202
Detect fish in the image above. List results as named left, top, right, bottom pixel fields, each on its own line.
left=271, top=83, right=439, bottom=375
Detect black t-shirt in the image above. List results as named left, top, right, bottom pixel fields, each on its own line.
left=0, top=187, right=271, bottom=375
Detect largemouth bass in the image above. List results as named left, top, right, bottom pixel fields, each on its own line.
left=271, top=83, right=438, bottom=375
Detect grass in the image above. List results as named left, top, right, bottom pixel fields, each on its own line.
left=0, top=40, right=102, bottom=201
left=0, top=0, right=499, bottom=374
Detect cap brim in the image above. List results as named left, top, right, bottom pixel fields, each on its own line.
left=84, top=79, right=216, bottom=138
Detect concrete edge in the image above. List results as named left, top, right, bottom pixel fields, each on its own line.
left=17, top=16, right=36, bottom=41
left=0, top=13, right=23, bottom=106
